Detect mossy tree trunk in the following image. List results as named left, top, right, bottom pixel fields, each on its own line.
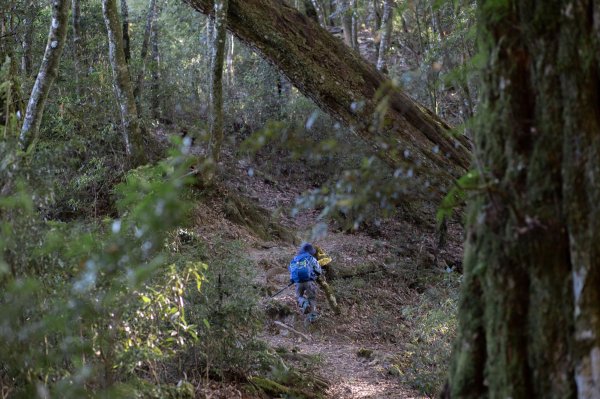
left=120, top=0, right=131, bottom=64
left=150, top=19, right=161, bottom=120
left=376, top=0, right=393, bottom=72
left=21, top=1, right=36, bottom=77
left=446, top=1, right=600, bottom=398
left=207, top=0, right=228, bottom=164
left=72, top=0, right=82, bottom=99
left=338, top=0, right=355, bottom=49
left=185, top=0, right=471, bottom=191
left=133, top=0, right=158, bottom=112
left=102, top=0, right=146, bottom=166
left=19, top=0, right=70, bottom=150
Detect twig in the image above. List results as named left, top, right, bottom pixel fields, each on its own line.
left=273, top=321, right=311, bottom=341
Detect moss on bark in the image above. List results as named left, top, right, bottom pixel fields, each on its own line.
left=446, top=1, right=599, bottom=398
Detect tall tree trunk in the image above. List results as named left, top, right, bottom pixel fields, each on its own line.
left=376, top=0, right=393, bottom=71
left=446, top=1, right=600, bottom=398
left=120, top=0, right=131, bottom=64
left=226, top=33, right=234, bottom=86
left=19, top=0, right=70, bottom=151
left=150, top=18, right=161, bottom=121
left=302, top=0, right=320, bottom=24
left=338, top=0, right=354, bottom=49
left=309, top=0, right=326, bottom=26
left=1, top=2, right=24, bottom=130
left=133, top=0, right=158, bottom=112
left=350, top=0, right=358, bottom=50
left=207, top=0, right=228, bottom=163
left=72, top=0, right=82, bottom=99
left=185, top=0, right=471, bottom=191
left=21, top=1, right=36, bottom=76
left=102, top=0, right=146, bottom=165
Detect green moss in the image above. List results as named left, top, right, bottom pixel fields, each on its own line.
left=356, top=348, right=373, bottom=358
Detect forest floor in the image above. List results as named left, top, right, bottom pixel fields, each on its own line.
left=174, top=130, right=465, bottom=398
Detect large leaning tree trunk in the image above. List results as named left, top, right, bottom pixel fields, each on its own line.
left=102, top=0, right=146, bottom=166
left=445, top=1, right=599, bottom=398
left=19, top=0, right=70, bottom=151
left=185, top=0, right=471, bottom=193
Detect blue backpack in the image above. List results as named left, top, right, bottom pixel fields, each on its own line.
left=289, top=253, right=314, bottom=283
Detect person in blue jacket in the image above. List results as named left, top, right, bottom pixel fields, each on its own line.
left=288, top=242, right=322, bottom=322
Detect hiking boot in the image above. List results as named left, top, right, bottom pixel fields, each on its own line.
left=301, top=300, right=310, bottom=314
left=306, top=312, right=319, bottom=323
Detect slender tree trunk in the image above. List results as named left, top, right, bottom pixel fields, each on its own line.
left=1, top=4, right=24, bottom=130
left=102, top=0, right=146, bottom=165
left=226, top=33, right=234, bottom=86
left=302, top=0, right=320, bottom=24
left=133, top=0, right=158, bottom=112
left=120, top=0, right=131, bottom=64
left=21, top=2, right=36, bottom=76
left=150, top=19, right=161, bottom=120
left=72, top=0, right=82, bottom=99
left=350, top=0, right=358, bottom=50
left=310, top=0, right=326, bottom=26
left=19, top=0, right=70, bottom=151
left=446, top=1, right=600, bottom=398
left=370, top=0, right=382, bottom=58
left=376, top=0, right=393, bottom=71
left=338, top=0, right=354, bottom=49
left=185, top=0, right=471, bottom=190
left=207, top=0, right=228, bottom=163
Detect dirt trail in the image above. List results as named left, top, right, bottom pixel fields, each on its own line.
left=264, top=336, right=422, bottom=398
left=262, top=293, right=425, bottom=398
left=183, top=145, right=462, bottom=398
left=249, top=236, right=426, bottom=399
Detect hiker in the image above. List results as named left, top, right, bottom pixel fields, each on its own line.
left=288, top=243, right=322, bottom=322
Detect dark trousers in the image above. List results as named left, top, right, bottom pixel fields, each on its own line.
left=295, top=281, right=317, bottom=313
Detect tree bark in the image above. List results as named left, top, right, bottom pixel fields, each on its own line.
left=338, top=0, right=354, bottom=49
left=150, top=18, right=161, bottom=120
left=309, top=0, right=326, bottom=26
left=350, top=0, right=358, bottom=50
left=19, top=0, right=70, bottom=151
left=302, top=0, right=320, bottom=24
left=133, top=0, right=158, bottom=112
left=21, top=1, right=36, bottom=76
left=376, top=0, right=393, bottom=72
left=226, top=33, right=234, bottom=86
left=120, top=0, right=131, bottom=64
left=185, top=0, right=470, bottom=190
left=102, top=0, right=146, bottom=165
left=72, top=0, right=82, bottom=99
left=446, top=1, right=600, bottom=398
left=207, top=0, right=228, bottom=163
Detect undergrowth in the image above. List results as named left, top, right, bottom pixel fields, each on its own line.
left=397, top=270, right=460, bottom=397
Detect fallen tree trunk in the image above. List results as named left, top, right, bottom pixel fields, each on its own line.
left=185, top=0, right=471, bottom=188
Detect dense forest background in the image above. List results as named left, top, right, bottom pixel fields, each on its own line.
left=1, top=0, right=598, bottom=398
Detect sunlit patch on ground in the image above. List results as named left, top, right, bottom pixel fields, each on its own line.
left=327, top=377, right=425, bottom=398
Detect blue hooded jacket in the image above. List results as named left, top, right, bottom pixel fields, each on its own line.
left=288, top=243, right=322, bottom=282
